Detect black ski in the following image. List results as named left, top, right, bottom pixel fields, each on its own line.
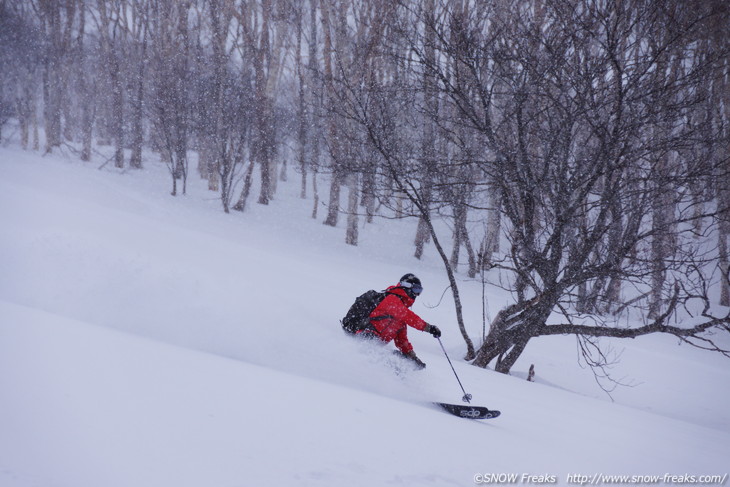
left=436, top=402, right=501, bottom=420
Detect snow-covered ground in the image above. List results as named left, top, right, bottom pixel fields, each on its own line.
left=1, top=143, right=729, bottom=487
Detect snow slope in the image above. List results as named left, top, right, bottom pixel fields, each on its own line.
left=1, top=144, right=729, bottom=486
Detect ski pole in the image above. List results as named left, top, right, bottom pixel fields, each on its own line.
left=437, top=337, right=472, bottom=403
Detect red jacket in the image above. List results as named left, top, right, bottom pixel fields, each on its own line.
left=360, top=285, right=428, bottom=354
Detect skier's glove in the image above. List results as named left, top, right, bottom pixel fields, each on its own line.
left=405, top=351, right=426, bottom=369
left=425, top=324, right=441, bottom=338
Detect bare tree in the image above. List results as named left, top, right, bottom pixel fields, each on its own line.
left=198, top=0, right=254, bottom=213
left=319, top=0, right=343, bottom=227
left=413, top=0, right=437, bottom=260
left=128, top=0, right=150, bottom=169
left=149, top=0, right=192, bottom=195
left=703, top=2, right=730, bottom=307
left=338, top=0, right=730, bottom=368
left=435, top=0, right=730, bottom=373
left=34, top=0, right=66, bottom=153
left=1, top=1, right=42, bottom=149
left=307, top=0, right=322, bottom=219
left=95, top=0, right=127, bottom=168
left=76, top=0, right=95, bottom=161
left=230, top=0, right=285, bottom=210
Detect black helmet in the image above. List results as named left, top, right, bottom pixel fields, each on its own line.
left=399, top=273, right=423, bottom=298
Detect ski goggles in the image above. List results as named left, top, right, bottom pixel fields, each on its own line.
left=400, top=281, right=423, bottom=295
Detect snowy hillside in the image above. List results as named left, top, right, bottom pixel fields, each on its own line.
left=1, top=145, right=729, bottom=487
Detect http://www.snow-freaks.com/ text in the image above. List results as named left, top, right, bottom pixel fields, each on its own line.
left=473, top=472, right=728, bottom=485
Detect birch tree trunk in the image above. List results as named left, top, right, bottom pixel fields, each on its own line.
left=78, top=1, right=94, bottom=161
left=97, top=0, right=125, bottom=168
left=38, top=0, right=63, bottom=153
left=320, top=0, right=342, bottom=228
left=414, top=0, right=436, bottom=260
left=308, top=0, right=321, bottom=219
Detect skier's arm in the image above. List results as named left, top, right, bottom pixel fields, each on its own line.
left=382, top=295, right=428, bottom=331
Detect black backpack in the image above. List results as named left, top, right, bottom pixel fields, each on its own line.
left=341, top=289, right=390, bottom=334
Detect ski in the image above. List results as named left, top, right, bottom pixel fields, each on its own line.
left=436, top=402, right=501, bottom=420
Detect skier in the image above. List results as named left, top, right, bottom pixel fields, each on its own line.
left=356, top=273, right=441, bottom=369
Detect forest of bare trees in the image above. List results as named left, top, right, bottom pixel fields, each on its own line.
left=1, top=0, right=729, bottom=375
